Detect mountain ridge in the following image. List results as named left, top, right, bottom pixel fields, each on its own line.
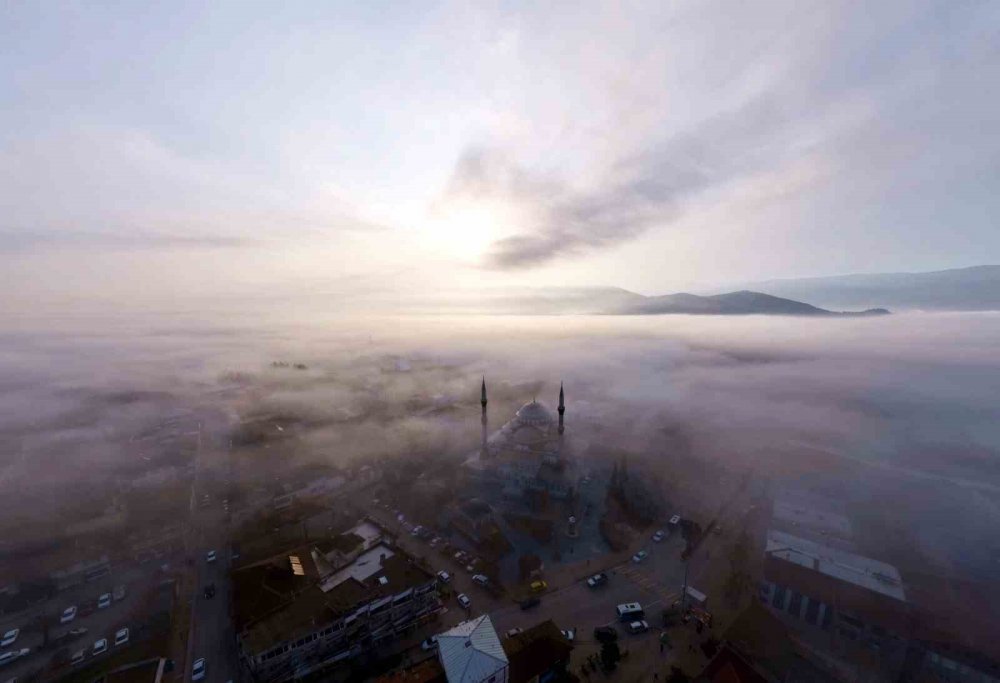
left=725, top=265, right=1000, bottom=311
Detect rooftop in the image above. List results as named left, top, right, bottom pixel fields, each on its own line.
left=437, top=616, right=508, bottom=683
left=514, top=400, right=555, bottom=426
left=234, top=542, right=434, bottom=654
left=502, top=619, right=573, bottom=683
left=765, top=529, right=905, bottom=601
left=319, top=543, right=396, bottom=591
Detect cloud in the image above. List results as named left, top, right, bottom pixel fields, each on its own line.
left=449, top=93, right=857, bottom=269
left=434, top=0, right=1000, bottom=273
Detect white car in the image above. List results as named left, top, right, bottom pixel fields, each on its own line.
left=632, top=550, right=648, bottom=563
left=0, top=649, right=28, bottom=667
left=60, top=606, right=77, bottom=624
left=114, top=628, right=129, bottom=646
left=505, top=627, right=523, bottom=638
left=410, top=525, right=424, bottom=536
left=98, top=593, right=112, bottom=609
left=420, top=636, right=439, bottom=651
left=561, top=628, right=576, bottom=642
left=471, top=574, right=489, bottom=587
left=206, top=550, right=217, bottom=563
left=70, top=649, right=86, bottom=665
left=457, top=593, right=471, bottom=609
left=627, top=620, right=649, bottom=634
left=0, top=630, right=17, bottom=647
left=652, top=530, right=665, bottom=542
left=669, top=514, right=681, bottom=526
left=436, top=570, right=452, bottom=583
left=92, top=638, right=108, bottom=655
left=192, top=657, right=207, bottom=681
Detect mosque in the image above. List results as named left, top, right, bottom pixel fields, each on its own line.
left=464, top=379, right=576, bottom=501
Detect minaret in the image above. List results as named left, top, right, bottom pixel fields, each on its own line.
left=480, top=377, right=488, bottom=456
left=557, top=382, right=565, bottom=435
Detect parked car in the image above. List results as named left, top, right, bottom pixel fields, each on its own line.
left=561, top=628, right=576, bottom=642
left=472, top=574, right=489, bottom=587
left=98, top=593, right=112, bottom=609
left=627, top=620, right=649, bottom=634
left=587, top=573, right=608, bottom=588
left=114, top=628, right=129, bottom=646
left=204, top=584, right=216, bottom=599
left=457, top=594, right=471, bottom=609
left=505, top=628, right=523, bottom=638
left=652, top=530, right=666, bottom=542
left=519, top=596, right=541, bottom=610
left=436, top=570, right=452, bottom=584
left=669, top=514, right=681, bottom=526
left=60, top=606, right=77, bottom=624
left=0, top=650, right=28, bottom=668
left=192, top=657, right=207, bottom=681
left=593, top=626, right=618, bottom=642
left=68, top=628, right=88, bottom=639
left=420, top=636, right=439, bottom=651
left=530, top=580, right=547, bottom=592
left=410, top=525, right=424, bottom=536
left=92, top=639, right=108, bottom=656
left=632, top=550, right=648, bottom=563
left=70, top=649, right=86, bottom=666
left=112, top=585, right=126, bottom=601
left=205, top=550, right=217, bottom=563
left=0, top=631, right=17, bottom=648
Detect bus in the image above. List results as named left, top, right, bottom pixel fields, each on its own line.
left=616, top=602, right=644, bottom=621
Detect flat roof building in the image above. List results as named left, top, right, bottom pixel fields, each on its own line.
left=234, top=523, right=440, bottom=682
left=760, top=529, right=911, bottom=680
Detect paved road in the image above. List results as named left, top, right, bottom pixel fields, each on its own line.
left=181, top=420, right=239, bottom=683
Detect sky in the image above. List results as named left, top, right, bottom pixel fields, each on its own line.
left=1, top=0, right=999, bottom=306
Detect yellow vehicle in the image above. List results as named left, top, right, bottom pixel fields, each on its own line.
left=530, top=580, right=548, bottom=592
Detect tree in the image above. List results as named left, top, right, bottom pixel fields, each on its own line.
left=600, top=640, right=621, bottom=671
left=518, top=553, right=542, bottom=581
left=666, top=666, right=690, bottom=683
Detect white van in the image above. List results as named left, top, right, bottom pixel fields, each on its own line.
left=615, top=602, right=644, bottom=622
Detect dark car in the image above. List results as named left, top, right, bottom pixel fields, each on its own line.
left=594, top=625, right=618, bottom=642
left=519, top=596, right=541, bottom=610
left=203, top=583, right=216, bottom=599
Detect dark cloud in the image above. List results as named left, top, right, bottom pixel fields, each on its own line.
left=451, top=96, right=820, bottom=269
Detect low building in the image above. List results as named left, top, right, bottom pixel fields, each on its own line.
left=502, top=619, right=574, bottom=683
left=234, top=524, right=440, bottom=682
left=438, top=616, right=509, bottom=683
left=760, top=529, right=911, bottom=680
left=379, top=618, right=574, bottom=683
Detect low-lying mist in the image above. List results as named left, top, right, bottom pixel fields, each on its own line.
left=2, top=308, right=999, bottom=585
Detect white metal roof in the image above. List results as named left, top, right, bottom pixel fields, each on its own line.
left=766, top=529, right=905, bottom=601
left=437, top=615, right=508, bottom=683
left=318, top=543, right=395, bottom=592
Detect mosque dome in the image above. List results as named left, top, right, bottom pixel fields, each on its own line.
left=515, top=400, right=555, bottom=426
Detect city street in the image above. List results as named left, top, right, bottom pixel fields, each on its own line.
left=181, top=420, right=239, bottom=683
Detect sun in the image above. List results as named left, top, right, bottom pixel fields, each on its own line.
left=423, top=197, right=518, bottom=262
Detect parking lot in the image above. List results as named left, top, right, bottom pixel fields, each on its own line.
left=0, top=567, right=163, bottom=681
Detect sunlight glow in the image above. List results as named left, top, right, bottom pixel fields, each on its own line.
left=423, top=197, right=522, bottom=262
